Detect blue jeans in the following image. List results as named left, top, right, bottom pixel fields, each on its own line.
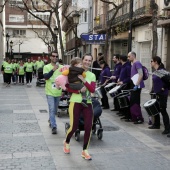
left=46, top=95, right=60, bottom=128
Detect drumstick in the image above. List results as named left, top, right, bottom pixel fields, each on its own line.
left=103, top=76, right=111, bottom=79
left=121, top=89, right=134, bottom=92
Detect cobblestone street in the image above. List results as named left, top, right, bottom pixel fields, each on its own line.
left=0, top=76, right=170, bottom=170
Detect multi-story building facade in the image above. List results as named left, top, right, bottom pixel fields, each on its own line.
left=61, top=0, right=89, bottom=64
left=158, top=0, right=170, bottom=72
left=92, top=0, right=166, bottom=90
left=0, top=0, right=5, bottom=64
left=5, top=0, right=55, bottom=61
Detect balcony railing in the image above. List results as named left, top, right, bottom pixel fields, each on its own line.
left=107, top=1, right=151, bottom=27
left=107, top=13, right=129, bottom=26
left=94, top=14, right=106, bottom=31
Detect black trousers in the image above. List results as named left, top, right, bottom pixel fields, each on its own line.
left=26, top=72, right=32, bottom=83
left=19, top=75, right=24, bottom=83
left=154, top=94, right=170, bottom=130
left=101, top=86, right=109, bottom=108
left=4, top=73, right=12, bottom=84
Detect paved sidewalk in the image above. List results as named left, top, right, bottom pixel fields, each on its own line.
left=0, top=76, right=170, bottom=170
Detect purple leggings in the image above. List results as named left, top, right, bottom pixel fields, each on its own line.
left=66, top=102, right=93, bottom=150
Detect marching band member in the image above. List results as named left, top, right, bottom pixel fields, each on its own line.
left=149, top=56, right=170, bottom=136
left=110, top=54, right=122, bottom=111
left=117, top=55, right=131, bottom=120
left=99, top=60, right=112, bottom=109
left=128, top=51, right=144, bottom=124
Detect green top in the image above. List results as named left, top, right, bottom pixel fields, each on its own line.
left=43, top=63, right=63, bottom=97
left=4, top=63, right=14, bottom=74
left=2, top=61, right=7, bottom=67
left=36, top=60, right=44, bottom=70
left=25, top=62, right=34, bottom=72
left=12, top=63, right=18, bottom=71
left=69, top=71, right=96, bottom=103
left=18, top=64, right=25, bottom=75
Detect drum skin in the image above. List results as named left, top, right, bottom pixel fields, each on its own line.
left=108, top=85, right=122, bottom=98
left=104, top=83, right=116, bottom=93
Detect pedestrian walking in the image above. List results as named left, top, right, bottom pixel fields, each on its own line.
left=43, top=52, right=63, bottom=134
left=128, top=51, right=144, bottom=124
left=24, top=58, right=34, bottom=86
left=1, top=59, right=14, bottom=87
left=149, top=56, right=170, bottom=135
left=63, top=53, right=96, bottom=160
left=17, top=60, right=25, bottom=85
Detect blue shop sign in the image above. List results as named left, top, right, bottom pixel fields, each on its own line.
left=81, top=34, right=106, bottom=44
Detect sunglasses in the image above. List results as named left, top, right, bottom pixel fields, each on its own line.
left=52, top=55, right=58, bottom=58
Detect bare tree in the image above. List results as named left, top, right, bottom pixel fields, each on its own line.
left=0, top=0, right=8, bottom=29
left=0, top=0, right=8, bottom=13
left=100, top=0, right=125, bottom=61
left=12, top=0, right=65, bottom=58
left=150, top=0, right=158, bottom=58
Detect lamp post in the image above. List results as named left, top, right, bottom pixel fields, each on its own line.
left=19, top=41, right=23, bottom=58
left=72, top=12, right=80, bottom=57
left=54, top=26, right=59, bottom=52
left=6, top=33, right=10, bottom=58
left=10, top=40, right=13, bottom=59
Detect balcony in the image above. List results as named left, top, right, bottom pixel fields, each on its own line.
left=132, top=5, right=152, bottom=26
left=107, top=1, right=151, bottom=28
left=107, top=13, right=129, bottom=26
left=66, top=37, right=81, bottom=51
left=93, top=14, right=106, bottom=32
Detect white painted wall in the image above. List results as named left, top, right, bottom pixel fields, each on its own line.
left=7, top=29, right=48, bottom=54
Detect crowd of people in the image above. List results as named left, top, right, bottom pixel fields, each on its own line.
left=92, top=52, right=170, bottom=137
left=1, top=57, right=47, bottom=86
left=1, top=50, right=169, bottom=161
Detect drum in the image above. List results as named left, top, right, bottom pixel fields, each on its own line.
left=108, top=85, right=122, bottom=98
left=104, top=83, right=116, bottom=93
left=117, top=94, right=130, bottom=108
left=143, top=99, right=160, bottom=116
left=95, top=87, right=102, bottom=98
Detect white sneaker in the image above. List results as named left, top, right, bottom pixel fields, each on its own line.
left=27, top=83, right=29, bottom=86
left=29, top=83, right=32, bottom=86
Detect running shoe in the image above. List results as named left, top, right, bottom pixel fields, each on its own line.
left=63, top=140, right=70, bottom=154
left=81, top=150, right=92, bottom=160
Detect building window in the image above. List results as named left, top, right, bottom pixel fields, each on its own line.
left=28, top=13, right=50, bottom=21
left=9, top=0, right=24, bottom=7
left=13, top=29, right=26, bottom=37
left=9, top=15, right=24, bottom=23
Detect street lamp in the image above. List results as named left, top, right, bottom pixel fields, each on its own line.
left=6, top=33, right=10, bottom=58
left=54, top=26, right=59, bottom=52
left=72, top=12, right=80, bottom=57
left=10, top=40, right=13, bottom=59
left=19, top=41, right=23, bottom=58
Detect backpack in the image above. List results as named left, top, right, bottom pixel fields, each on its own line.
left=142, top=66, right=149, bottom=80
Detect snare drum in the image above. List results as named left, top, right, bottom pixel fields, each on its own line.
left=104, top=83, right=116, bottom=93
left=95, top=87, right=102, bottom=98
left=108, top=85, right=122, bottom=98
left=143, top=99, right=160, bottom=116
left=117, top=94, right=130, bottom=108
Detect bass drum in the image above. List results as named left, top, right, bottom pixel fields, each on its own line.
left=143, top=99, right=160, bottom=116
left=117, top=94, right=130, bottom=109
